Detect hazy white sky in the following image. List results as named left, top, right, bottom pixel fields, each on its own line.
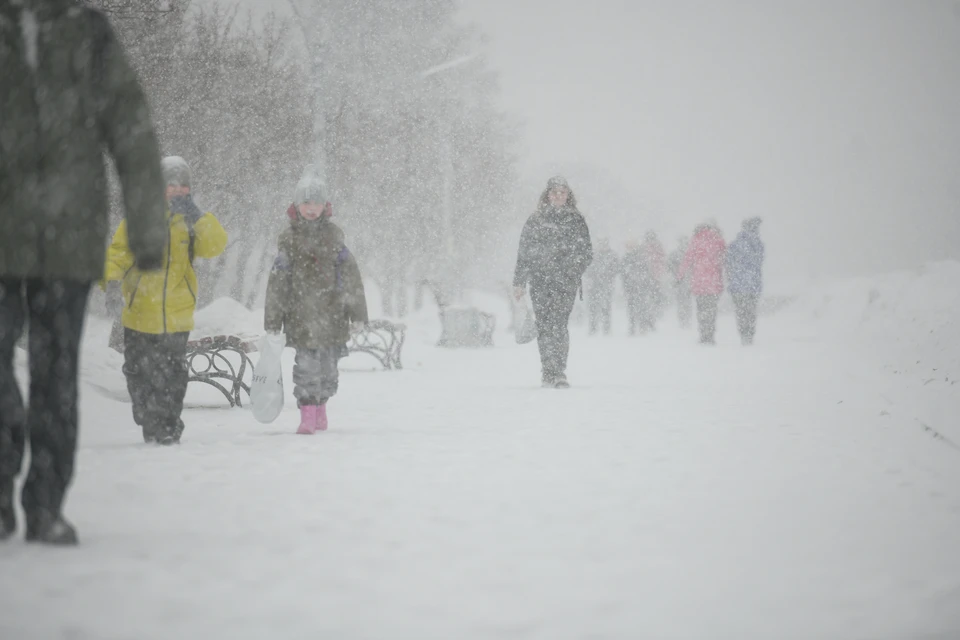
left=229, top=0, right=960, bottom=287
left=456, top=1, right=960, bottom=286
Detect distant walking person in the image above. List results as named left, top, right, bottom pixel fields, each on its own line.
left=585, top=238, right=619, bottom=335
left=621, top=240, right=646, bottom=335
left=678, top=221, right=726, bottom=345
left=668, top=236, right=692, bottom=328
left=638, top=231, right=666, bottom=331
left=0, top=1, right=168, bottom=545
left=726, top=217, right=765, bottom=345
left=513, top=176, right=593, bottom=388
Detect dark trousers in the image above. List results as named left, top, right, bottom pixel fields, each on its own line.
left=531, top=283, right=577, bottom=380
left=696, top=294, right=720, bottom=344
left=588, top=293, right=612, bottom=335
left=0, top=278, right=90, bottom=530
left=123, top=328, right=190, bottom=442
left=626, top=286, right=658, bottom=335
left=732, top=293, right=759, bottom=344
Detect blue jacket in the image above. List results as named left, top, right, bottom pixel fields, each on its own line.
left=726, top=231, right=764, bottom=295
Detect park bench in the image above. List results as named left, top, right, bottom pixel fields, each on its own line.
left=179, top=320, right=406, bottom=407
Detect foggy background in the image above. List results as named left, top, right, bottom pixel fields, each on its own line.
left=198, top=0, right=960, bottom=293
left=463, top=0, right=960, bottom=290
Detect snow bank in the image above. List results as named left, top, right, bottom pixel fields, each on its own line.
left=788, top=260, right=960, bottom=380
left=191, top=297, right=264, bottom=341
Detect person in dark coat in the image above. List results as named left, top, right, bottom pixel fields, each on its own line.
left=726, top=217, right=765, bottom=345
left=584, top=237, right=619, bottom=335
left=0, top=0, right=168, bottom=545
left=264, top=168, right=368, bottom=433
left=513, top=176, right=593, bottom=388
left=668, top=236, right=692, bottom=329
left=620, top=239, right=645, bottom=335
left=637, top=231, right=666, bottom=332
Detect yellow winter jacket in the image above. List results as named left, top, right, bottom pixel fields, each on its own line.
left=103, top=212, right=227, bottom=334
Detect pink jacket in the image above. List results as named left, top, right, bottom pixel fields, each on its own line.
left=678, top=225, right=726, bottom=296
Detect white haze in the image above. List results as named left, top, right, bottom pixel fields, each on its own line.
left=224, top=0, right=960, bottom=292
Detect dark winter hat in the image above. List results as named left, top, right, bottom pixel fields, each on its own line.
left=546, top=175, right=570, bottom=191
left=161, top=156, right=191, bottom=188
left=294, top=164, right=328, bottom=205
left=743, top=217, right=762, bottom=230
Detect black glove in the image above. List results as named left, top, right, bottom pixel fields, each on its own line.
left=168, top=194, right=203, bottom=224
left=135, top=251, right=164, bottom=272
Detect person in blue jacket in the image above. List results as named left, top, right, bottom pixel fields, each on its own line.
left=726, top=217, right=765, bottom=345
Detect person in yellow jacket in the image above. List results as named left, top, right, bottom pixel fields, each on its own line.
left=104, top=157, right=227, bottom=444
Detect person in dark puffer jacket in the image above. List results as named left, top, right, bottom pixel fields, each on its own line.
left=264, top=167, right=368, bottom=434
left=513, top=176, right=593, bottom=388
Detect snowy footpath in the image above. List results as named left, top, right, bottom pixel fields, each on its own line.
left=2, top=263, right=960, bottom=640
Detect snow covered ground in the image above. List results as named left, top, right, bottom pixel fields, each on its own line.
left=2, top=263, right=959, bottom=640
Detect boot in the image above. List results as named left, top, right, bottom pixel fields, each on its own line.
left=26, top=514, right=78, bottom=546
left=155, top=419, right=184, bottom=446
left=297, top=405, right=318, bottom=435
left=316, top=404, right=328, bottom=432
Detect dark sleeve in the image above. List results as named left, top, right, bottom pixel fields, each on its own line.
left=513, top=217, right=535, bottom=288
left=90, top=11, right=167, bottom=271
left=574, top=216, right=593, bottom=277
left=263, top=247, right=290, bottom=333
left=341, top=248, right=369, bottom=324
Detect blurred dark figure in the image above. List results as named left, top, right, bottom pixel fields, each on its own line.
left=0, top=0, right=167, bottom=545
left=668, top=236, right=692, bottom=328
left=622, top=232, right=664, bottom=335
left=584, top=237, right=619, bottom=335
left=726, top=217, right=765, bottom=345
left=513, top=176, right=593, bottom=388
left=620, top=240, right=644, bottom=335
left=638, top=231, right=666, bottom=330
left=678, top=220, right=726, bottom=345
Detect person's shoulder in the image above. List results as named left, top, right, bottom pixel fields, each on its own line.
left=277, top=226, right=295, bottom=246
left=74, top=4, right=114, bottom=38
left=323, top=220, right=346, bottom=242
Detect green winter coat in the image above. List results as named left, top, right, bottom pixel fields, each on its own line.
left=264, top=216, right=368, bottom=348
left=0, top=0, right=167, bottom=281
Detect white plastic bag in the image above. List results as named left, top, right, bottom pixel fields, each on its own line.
left=514, top=298, right=538, bottom=345
left=250, top=333, right=286, bottom=423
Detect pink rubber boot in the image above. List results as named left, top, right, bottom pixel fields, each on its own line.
left=296, top=405, right=317, bottom=435
left=316, top=404, right=328, bottom=432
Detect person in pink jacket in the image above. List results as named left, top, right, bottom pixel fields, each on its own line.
left=678, top=221, right=726, bottom=344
